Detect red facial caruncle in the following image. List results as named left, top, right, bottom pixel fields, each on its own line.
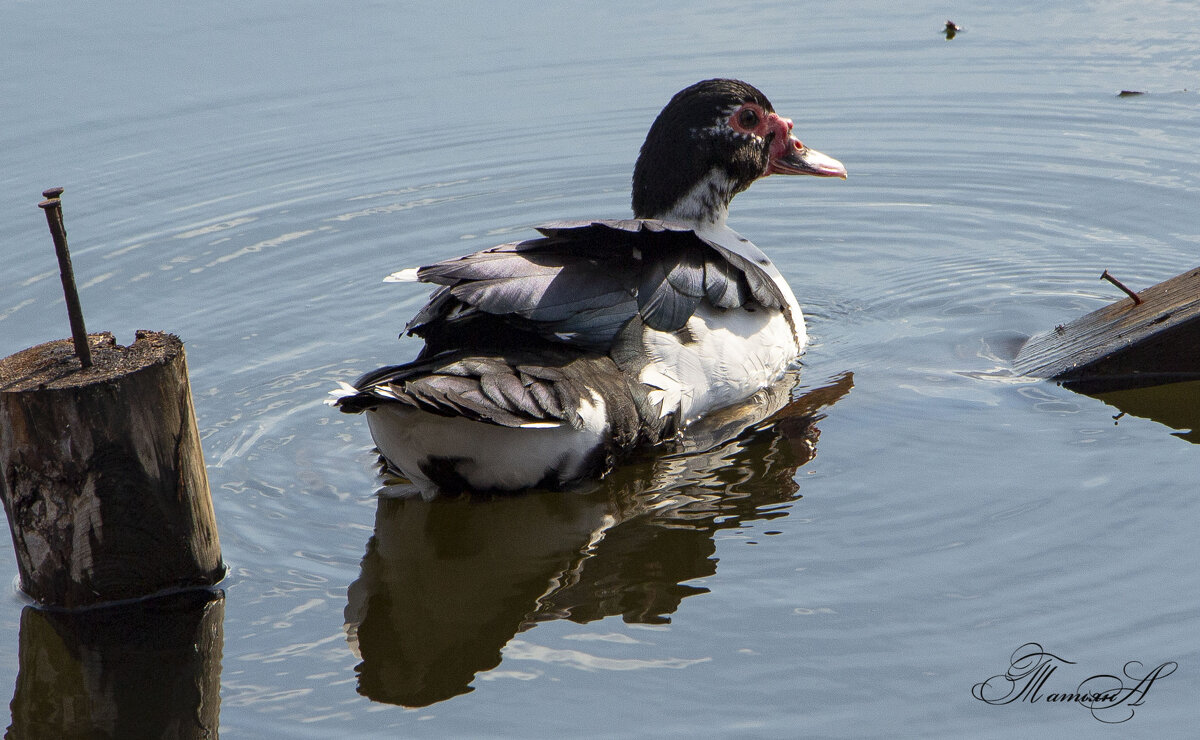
left=727, top=103, right=798, bottom=162
left=728, top=101, right=846, bottom=179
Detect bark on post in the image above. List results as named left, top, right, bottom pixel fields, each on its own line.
left=0, top=330, right=223, bottom=608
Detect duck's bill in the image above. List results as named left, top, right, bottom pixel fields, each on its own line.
left=768, top=137, right=847, bottom=179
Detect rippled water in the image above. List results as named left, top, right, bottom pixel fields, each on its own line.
left=3, top=1, right=1199, bottom=737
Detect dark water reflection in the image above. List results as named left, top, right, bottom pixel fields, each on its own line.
left=6, top=589, right=223, bottom=739
left=344, top=373, right=851, bottom=707
left=1083, top=379, right=1200, bottom=443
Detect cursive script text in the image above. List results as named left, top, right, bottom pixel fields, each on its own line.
left=972, top=642, right=1176, bottom=723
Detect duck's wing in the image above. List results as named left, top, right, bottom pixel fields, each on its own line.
left=338, top=352, right=587, bottom=427
left=334, top=348, right=669, bottom=442
left=402, top=219, right=785, bottom=356
left=405, top=232, right=640, bottom=352
left=537, top=219, right=789, bottom=312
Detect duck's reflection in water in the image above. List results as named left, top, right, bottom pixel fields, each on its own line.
left=344, top=371, right=852, bottom=707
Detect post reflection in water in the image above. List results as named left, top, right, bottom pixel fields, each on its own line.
left=1072, top=378, right=1200, bottom=443
left=6, top=589, right=224, bottom=739
left=344, top=372, right=853, bottom=708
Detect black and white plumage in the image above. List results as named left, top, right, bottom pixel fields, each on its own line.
left=333, top=79, right=846, bottom=493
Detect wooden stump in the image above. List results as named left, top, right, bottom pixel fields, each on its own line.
left=0, top=330, right=223, bottom=608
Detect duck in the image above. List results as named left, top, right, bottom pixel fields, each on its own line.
left=333, top=78, right=846, bottom=494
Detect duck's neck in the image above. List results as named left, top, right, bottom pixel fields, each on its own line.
left=636, top=167, right=738, bottom=228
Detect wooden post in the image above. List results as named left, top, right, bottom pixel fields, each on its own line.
left=0, top=330, right=223, bottom=607
left=0, top=188, right=222, bottom=608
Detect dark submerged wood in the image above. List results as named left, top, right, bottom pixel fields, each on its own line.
left=1014, top=267, right=1200, bottom=390
left=0, top=330, right=223, bottom=607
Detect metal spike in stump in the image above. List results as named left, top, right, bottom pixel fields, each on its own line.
left=0, top=188, right=223, bottom=608
left=38, top=187, right=92, bottom=369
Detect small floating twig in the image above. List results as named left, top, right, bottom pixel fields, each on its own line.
left=38, top=187, right=92, bottom=369
left=1100, top=269, right=1143, bottom=306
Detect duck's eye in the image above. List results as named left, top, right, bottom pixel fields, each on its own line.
left=737, top=108, right=759, bottom=129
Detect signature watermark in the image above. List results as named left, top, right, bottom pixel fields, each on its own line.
left=972, top=642, right=1177, bottom=724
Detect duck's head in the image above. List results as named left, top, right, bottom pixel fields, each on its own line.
left=632, top=78, right=845, bottom=226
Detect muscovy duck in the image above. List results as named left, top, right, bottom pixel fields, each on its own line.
left=334, top=79, right=845, bottom=493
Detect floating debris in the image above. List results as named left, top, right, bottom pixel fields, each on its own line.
left=944, top=20, right=962, bottom=40
left=1118, top=90, right=1147, bottom=97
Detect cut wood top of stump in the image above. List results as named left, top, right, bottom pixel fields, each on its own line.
left=0, top=330, right=182, bottom=393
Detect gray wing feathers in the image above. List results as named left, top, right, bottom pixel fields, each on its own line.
left=413, top=242, right=637, bottom=346
left=637, top=248, right=704, bottom=331
left=367, top=356, right=585, bottom=428
left=406, top=218, right=787, bottom=349
left=342, top=352, right=663, bottom=453
left=538, top=219, right=786, bottom=310
left=702, top=255, right=748, bottom=308
left=453, top=273, right=632, bottom=323
left=699, top=248, right=782, bottom=309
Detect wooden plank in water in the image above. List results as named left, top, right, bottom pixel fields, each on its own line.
left=1013, top=266, right=1200, bottom=387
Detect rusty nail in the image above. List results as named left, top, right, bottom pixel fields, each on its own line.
left=1100, top=270, right=1143, bottom=306
left=38, top=188, right=93, bottom=369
